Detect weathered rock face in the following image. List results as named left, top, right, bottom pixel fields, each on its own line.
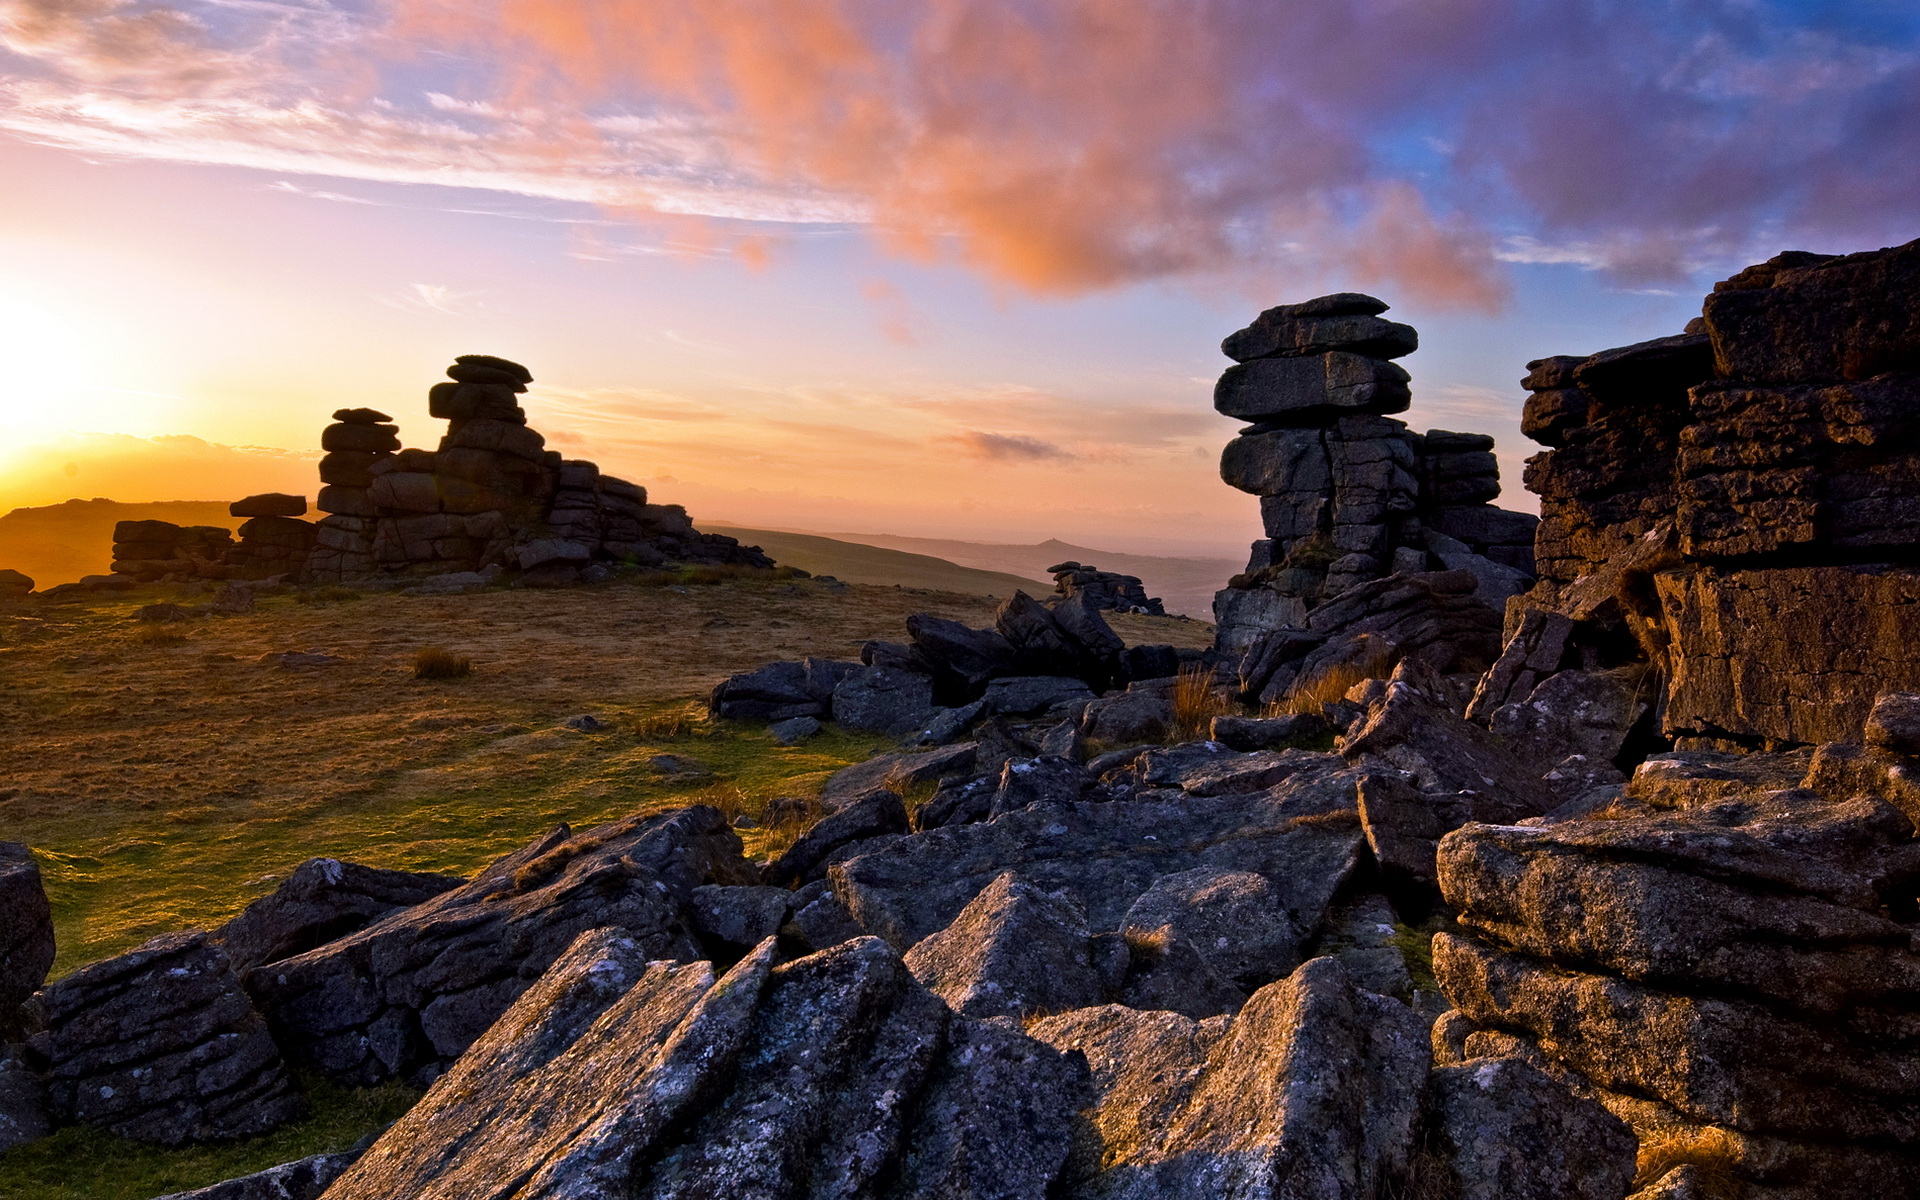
left=324, top=929, right=1087, bottom=1200
left=0, top=843, right=54, bottom=1027
left=25, top=931, right=304, bottom=1145
left=1421, top=1056, right=1637, bottom=1200
left=1207, top=294, right=1536, bottom=684
left=1029, top=955, right=1429, bottom=1200
left=0, top=1043, right=49, bottom=1154
left=1503, top=238, right=1920, bottom=748
left=216, top=857, right=462, bottom=974
left=246, top=806, right=754, bottom=1084
left=1433, top=746, right=1920, bottom=1196
left=903, top=871, right=1107, bottom=1020
left=834, top=750, right=1366, bottom=994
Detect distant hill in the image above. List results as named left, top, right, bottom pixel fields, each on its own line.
left=808, top=533, right=1240, bottom=618
left=708, top=527, right=1050, bottom=597
left=0, top=499, right=245, bottom=587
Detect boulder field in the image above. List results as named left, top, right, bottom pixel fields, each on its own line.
left=4, top=239, right=1920, bottom=1199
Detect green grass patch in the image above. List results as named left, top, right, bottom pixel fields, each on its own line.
left=1388, top=915, right=1455, bottom=995
left=26, top=703, right=895, bottom=977
left=0, top=1075, right=418, bottom=1200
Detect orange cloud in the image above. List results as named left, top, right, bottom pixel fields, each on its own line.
left=388, top=0, right=1506, bottom=299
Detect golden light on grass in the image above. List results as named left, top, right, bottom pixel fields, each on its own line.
left=1171, top=664, right=1232, bottom=741
left=129, top=622, right=190, bottom=647
left=1633, top=1126, right=1743, bottom=1198
left=412, top=645, right=473, bottom=680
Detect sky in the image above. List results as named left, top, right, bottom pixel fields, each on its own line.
left=1, top=0, right=1917, bottom=557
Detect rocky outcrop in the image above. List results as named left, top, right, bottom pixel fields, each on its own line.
left=1048, top=561, right=1166, bottom=615
left=322, top=929, right=1087, bottom=1200
left=110, top=520, right=235, bottom=583
left=306, top=358, right=769, bottom=585
left=245, top=806, right=754, bottom=1084
left=1433, top=736, right=1920, bottom=1197
left=1503, top=238, right=1920, bottom=748
left=224, top=494, right=317, bottom=580
left=25, top=931, right=304, bottom=1145
left=1208, top=294, right=1535, bottom=697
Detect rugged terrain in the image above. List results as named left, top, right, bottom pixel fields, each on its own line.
left=5, top=239, right=1920, bottom=1200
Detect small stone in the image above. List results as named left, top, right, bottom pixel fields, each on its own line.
left=768, top=716, right=821, bottom=745
left=562, top=714, right=606, bottom=732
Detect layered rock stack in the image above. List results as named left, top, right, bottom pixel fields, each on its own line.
left=226, top=493, right=315, bottom=579
left=1208, top=294, right=1540, bottom=697
left=1046, top=560, right=1165, bottom=614
left=108, top=520, right=234, bottom=583
left=305, top=356, right=769, bottom=584
left=1489, top=237, right=1920, bottom=748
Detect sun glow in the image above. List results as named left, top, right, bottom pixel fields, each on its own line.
left=0, top=283, right=174, bottom=440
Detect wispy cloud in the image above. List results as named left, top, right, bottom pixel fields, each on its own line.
left=949, top=431, right=1076, bottom=462
left=378, top=282, right=485, bottom=315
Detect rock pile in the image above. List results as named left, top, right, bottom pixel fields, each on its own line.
left=109, top=520, right=235, bottom=583
left=1208, top=294, right=1538, bottom=697
left=305, top=356, right=769, bottom=586
left=1500, top=237, right=1920, bottom=748
left=1048, top=560, right=1166, bottom=614
left=710, top=589, right=1192, bottom=744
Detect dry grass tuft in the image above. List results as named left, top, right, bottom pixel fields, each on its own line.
left=512, top=834, right=607, bottom=893
left=412, top=645, right=473, bottom=680
left=129, top=623, right=190, bottom=647
left=1266, top=653, right=1396, bottom=717
left=633, top=703, right=706, bottom=741
left=1171, top=666, right=1234, bottom=741
left=1634, top=1127, right=1743, bottom=1198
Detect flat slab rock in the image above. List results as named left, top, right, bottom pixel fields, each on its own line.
left=833, top=754, right=1367, bottom=950
left=1029, top=955, right=1429, bottom=1200
left=246, top=805, right=754, bottom=1084
left=323, top=929, right=1087, bottom=1200
left=26, top=931, right=303, bottom=1146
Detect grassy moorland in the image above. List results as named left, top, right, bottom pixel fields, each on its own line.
left=0, top=571, right=1211, bottom=1197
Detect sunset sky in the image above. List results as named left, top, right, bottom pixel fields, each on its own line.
left=2, top=0, right=1917, bottom=555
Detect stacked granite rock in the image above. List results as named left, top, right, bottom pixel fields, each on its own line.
left=1046, top=560, right=1165, bottom=614
left=225, top=493, right=315, bottom=579
left=1497, top=237, right=1920, bottom=748
left=1209, top=294, right=1539, bottom=694
left=306, top=406, right=398, bottom=580
left=305, top=356, right=769, bottom=584
left=109, top=520, right=234, bottom=582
